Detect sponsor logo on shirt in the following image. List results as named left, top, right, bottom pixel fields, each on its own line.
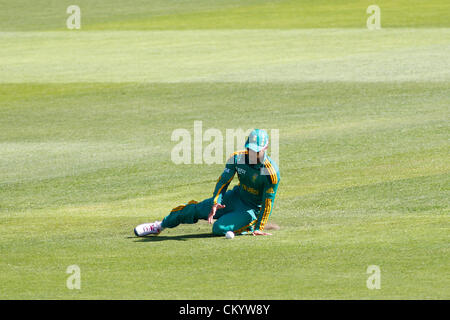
left=242, top=184, right=259, bottom=195
left=237, top=167, right=246, bottom=175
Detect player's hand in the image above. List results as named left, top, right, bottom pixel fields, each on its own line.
left=252, top=230, right=272, bottom=236
left=208, top=203, right=225, bottom=224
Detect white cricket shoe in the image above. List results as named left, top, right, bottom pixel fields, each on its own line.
left=134, top=221, right=163, bottom=237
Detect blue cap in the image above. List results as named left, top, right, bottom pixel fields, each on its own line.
left=245, top=129, right=269, bottom=152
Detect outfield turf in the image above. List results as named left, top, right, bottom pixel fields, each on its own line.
left=0, top=1, right=449, bottom=299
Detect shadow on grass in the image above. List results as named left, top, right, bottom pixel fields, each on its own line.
left=129, top=233, right=217, bottom=242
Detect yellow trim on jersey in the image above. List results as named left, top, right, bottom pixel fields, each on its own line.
left=268, top=163, right=278, bottom=184
left=231, top=149, right=248, bottom=157
left=234, top=219, right=257, bottom=234
left=170, top=200, right=198, bottom=213
left=213, top=175, right=234, bottom=204
left=228, top=149, right=248, bottom=166
left=170, top=205, right=184, bottom=212
left=264, top=159, right=278, bottom=185
left=259, top=198, right=272, bottom=231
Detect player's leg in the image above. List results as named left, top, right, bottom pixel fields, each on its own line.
left=134, top=187, right=236, bottom=236
left=212, top=203, right=258, bottom=236
left=160, top=198, right=210, bottom=229
left=134, top=199, right=207, bottom=236
left=161, top=187, right=239, bottom=228
left=160, top=186, right=240, bottom=230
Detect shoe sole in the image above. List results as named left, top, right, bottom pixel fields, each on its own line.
left=134, top=228, right=161, bottom=237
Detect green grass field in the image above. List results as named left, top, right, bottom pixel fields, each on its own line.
left=0, top=1, right=449, bottom=299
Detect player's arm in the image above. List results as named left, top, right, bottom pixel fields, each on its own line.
left=211, top=155, right=236, bottom=205
left=208, top=155, right=236, bottom=223
left=253, top=179, right=280, bottom=235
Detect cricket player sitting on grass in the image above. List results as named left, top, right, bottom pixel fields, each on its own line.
left=134, top=129, right=281, bottom=237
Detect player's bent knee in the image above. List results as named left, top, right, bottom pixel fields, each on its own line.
left=212, top=222, right=229, bottom=236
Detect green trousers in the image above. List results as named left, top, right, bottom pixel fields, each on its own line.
left=161, top=186, right=258, bottom=235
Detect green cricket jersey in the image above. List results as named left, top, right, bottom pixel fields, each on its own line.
left=212, top=150, right=281, bottom=231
